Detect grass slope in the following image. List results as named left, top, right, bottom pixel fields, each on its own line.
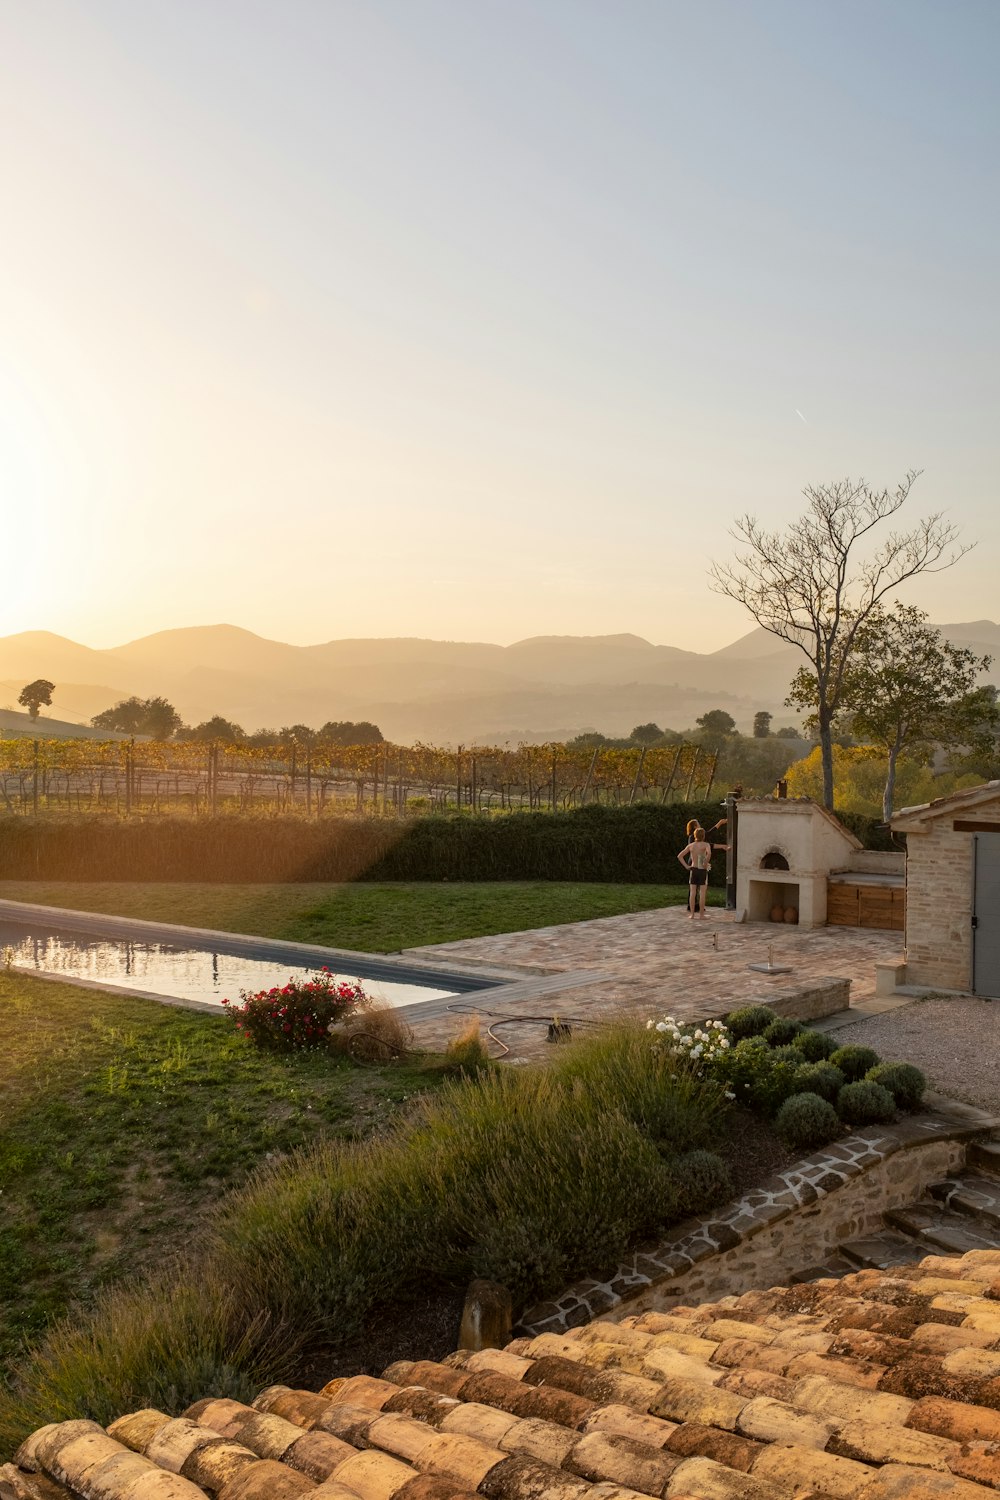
left=0, top=880, right=720, bottom=950
left=0, top=971, right=440, bottom=1379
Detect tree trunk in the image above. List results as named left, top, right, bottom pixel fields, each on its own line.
left=819, top=713, right=835, bottom=811
left=883, top=734, right=902, bottom=823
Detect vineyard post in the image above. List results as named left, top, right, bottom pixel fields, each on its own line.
left=456, top=746, right=462, bottom=810
left=290, top=743, right=297, bottom=808
left=306, top=749, right=313, bottom=816
left=684, top=746, right=701, bottom=800
left=32, top=741, right=39, bottom=816
left=627, top=747, right=647, bottom=806
left=209, top=746, right=217, bottom=817
left=383, top=750, right=390, bottom=813
left=550, top=750, right=558, bottom=811
left=580, top=747, right=599, bottom=804
left=704, top=751, right=718, bottom=800
left=125, top=739, right=133, bottom=816
left=659, top=744, right=684, bottom=803
left=470, top=754, right=477, bottom=812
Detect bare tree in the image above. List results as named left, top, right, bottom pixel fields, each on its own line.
left=710, top=473, right=971, bottom=809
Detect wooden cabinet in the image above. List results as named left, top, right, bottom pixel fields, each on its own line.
left=827, top=881, right=905, bottom=930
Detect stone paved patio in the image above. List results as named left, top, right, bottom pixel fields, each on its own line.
left=401, top=906, right=904, bottom=1060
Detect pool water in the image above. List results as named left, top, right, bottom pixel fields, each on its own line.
left=0, top=918, right=461, bottom=1010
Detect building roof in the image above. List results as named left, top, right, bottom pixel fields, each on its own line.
left=9, top=1249, right=1000, bottom=1500
left=892, top=780, right=1000, bottom=832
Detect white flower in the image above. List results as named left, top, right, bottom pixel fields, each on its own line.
left=656, top=1021, right=668, bottom=1032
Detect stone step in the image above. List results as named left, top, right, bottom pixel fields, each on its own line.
left=788, top=1253, right=858, bottom=1283
left=886, top=1201, right=1000, bottom=1255
left=839, top=1232, right=925, bottom=1271
left=968, top=1139, right=1000, bottom=1179
left=927, top=1175, right=1000, bottom=1230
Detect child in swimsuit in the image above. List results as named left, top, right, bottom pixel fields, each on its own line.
left=678, top=826, right=713, bottom=919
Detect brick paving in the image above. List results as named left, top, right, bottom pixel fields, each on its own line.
left=402, top=906, right=904, bottom=1060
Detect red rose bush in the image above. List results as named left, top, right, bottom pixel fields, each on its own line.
left=222, top=968, right=367, bottom=1050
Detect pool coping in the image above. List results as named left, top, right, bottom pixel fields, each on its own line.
left=0, top=898, right=607, bottom=1025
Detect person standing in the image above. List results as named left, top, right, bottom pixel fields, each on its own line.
left=680, top=828, right=728, bottom=918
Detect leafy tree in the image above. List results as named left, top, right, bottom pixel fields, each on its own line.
left=278, top=723, right=316, bottom=745
left=947, top=685, right=1000, bottom=781
left=752, top=711, right=772, bottom=739
left=775, top=726, right=802, bottom=740
left=91, top=695, right=182, bottom=739
left=18, top=680, right=54, bottom=720
left=182, top=716, right=247, bottom=744
left=694, top=709, right=736, bottom=752
left=630, top=722, right=664, bottom=745
left=796, top=602, right=994, bottom=820
left=317, top=720, right=384, bottom=745
left=785, top=743, right=981, bottom=819
left=711, top=471, right=970, bottom=809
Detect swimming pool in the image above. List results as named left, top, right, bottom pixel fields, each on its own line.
left=0, top=910, right=495, bottom=1013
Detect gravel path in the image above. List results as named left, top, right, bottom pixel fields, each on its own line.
left=831, top=995, right=1000, bottom=1116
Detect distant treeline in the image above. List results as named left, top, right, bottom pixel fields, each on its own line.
left=0, top=803, right=894, bottom=884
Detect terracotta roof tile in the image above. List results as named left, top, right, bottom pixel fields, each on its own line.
left=18, top=1251, right=1000, bottom=1499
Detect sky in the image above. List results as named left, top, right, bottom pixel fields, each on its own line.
left=1, top=0, right=998, bottom=653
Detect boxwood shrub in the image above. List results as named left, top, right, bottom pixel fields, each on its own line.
left=837, top=1079, right=896, bottom=1125
left=867, top=1062, right=926, bottom=1111
left=830, top=1044, right=881, bottom=1082
left=775, top=1092, right=842, bottom=1151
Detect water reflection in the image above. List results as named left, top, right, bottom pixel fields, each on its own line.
left=0, top=921, right=455, bottom=1009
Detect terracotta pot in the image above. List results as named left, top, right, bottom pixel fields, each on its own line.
left=770, top=904, right=785, bottom=922
left=783, top=906, right=799, bottom=924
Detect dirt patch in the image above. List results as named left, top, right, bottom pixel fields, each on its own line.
left=719, top=1109, right=796, bottom=1197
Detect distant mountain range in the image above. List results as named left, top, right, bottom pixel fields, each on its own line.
left=1, top=621, right=997, bottom=745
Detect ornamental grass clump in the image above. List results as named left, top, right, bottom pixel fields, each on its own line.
left=724, top=1004, right=774, bottom=1040
left=775, top=1092, right=842, bottom=1151
left=555, top=1021, right=729, bottom=1151
left=830, top=1044, right=881, bottom=1082
left=793, top=1028, right=839, bottom=1062
left=867, top=1062, right=926, bottom=1111
left=221, top=970, right=366, bottom=1050
left=837, top=1079, right=896, bottom=1126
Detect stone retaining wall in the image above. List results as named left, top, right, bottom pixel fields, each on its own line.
left=764, top=976, right=850, bottom=1023
left=518, top=1114, right=980, bottom=1337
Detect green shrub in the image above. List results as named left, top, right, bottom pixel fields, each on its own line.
left=793, top=1029, right=838, bottom=1062
left=837, top=1080, right=896, bottom=1126
left=712, top=1036, right=799, bottom=1116
left=674, top=1151, right=733, bottom=1218
left=830, top=1044, right=881, bottom=1082
left=867, top=1062, right=926, bottom=1111
left=791, top=1061, right=846, bottom=1105
left=724, top=1005, right=775, bottom=1040
left=762, top=1017, right=803, bottom=1047
left=770, top=1044, right=804, bottom=1067
left=775, top=1092, right=842, bottom=1151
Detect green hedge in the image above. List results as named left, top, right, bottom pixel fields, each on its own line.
left=0, top=802, right=725, bottom=883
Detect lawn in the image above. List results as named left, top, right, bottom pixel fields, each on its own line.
left=0, top=879, right=721, bottom=951
left=0, top=970, right=442, bottom=1379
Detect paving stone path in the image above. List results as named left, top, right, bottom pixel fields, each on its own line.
left=402, top=905, right=903, bottom=1059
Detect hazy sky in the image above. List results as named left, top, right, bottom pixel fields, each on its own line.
left=1, top=0, right=997, bottom=652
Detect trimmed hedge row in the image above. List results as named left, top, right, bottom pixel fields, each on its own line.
left=0, top=803, right=725, bottom=883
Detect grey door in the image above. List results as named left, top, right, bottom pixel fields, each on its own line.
left=974, top=833, right=1000, bottom=998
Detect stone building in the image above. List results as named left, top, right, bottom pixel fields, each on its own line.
left=892, top=780, right=1000, bottom=997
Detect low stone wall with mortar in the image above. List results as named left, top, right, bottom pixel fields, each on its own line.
left=762, top=976, right=850, bottom=1023
left=518, top=1113, right=982, bottom=1336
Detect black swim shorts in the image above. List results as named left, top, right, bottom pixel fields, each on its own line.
left=689, top=868, right=708, bottom=887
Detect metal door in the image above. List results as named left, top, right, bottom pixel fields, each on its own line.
left=973, top=833, right=1000, bottom=998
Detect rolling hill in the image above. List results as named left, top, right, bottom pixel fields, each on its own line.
left=0, top=621, right=994, bottom=745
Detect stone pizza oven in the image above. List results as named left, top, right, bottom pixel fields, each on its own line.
left=735, top=796, right=866, bottom=929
